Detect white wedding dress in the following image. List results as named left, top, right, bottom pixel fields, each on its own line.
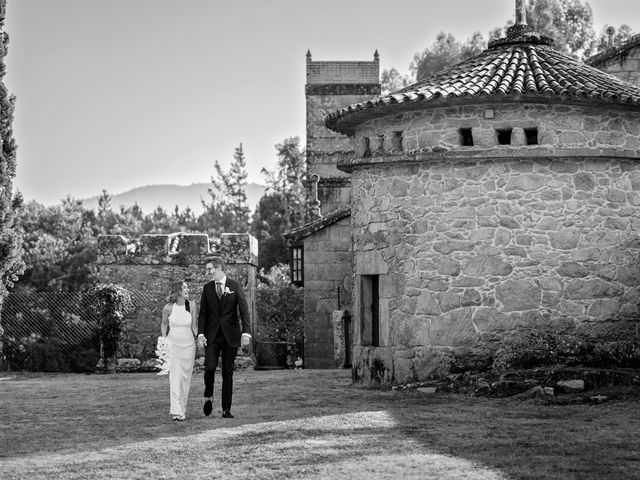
left=168, top=302, right=196, bottom=418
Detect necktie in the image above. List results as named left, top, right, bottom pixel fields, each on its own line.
left=216, top=282, right=223, bottom=299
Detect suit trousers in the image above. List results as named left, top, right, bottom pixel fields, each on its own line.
left=203, top=339, right=237, bottom=411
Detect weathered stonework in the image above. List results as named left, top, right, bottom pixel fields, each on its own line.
left=344, top=103, right=640, bottom=162
left=302, top=216, right=352, bottom=368
left=294, top=52, right=380, bottom=370
left=306, top=52, right=380, bottom=214
left=342, top=101, right=640, bottom=386
left=588, top=35, right=640, bottom=89
left=96, top=232, right=258, bottom=361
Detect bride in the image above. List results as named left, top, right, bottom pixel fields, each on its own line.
left=161, top=281, right=197, bottom=421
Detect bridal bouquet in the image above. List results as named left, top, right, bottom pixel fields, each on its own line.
left=155, top=336, right=170, bottom=375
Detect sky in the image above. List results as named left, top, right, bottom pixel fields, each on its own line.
left=4, top=0, right=640, bottom=206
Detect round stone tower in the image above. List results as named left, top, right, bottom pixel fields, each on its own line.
left=326, top=4, right=640, bottom=386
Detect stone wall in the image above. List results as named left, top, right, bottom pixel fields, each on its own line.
left=96, top=233, right=258, bottom=361
left=303, top=217, right=352, bottom=368
left=350, top=156, right=640, bottom=385
left=344, top=103, right=640, bottom=165
left=306, top=54, right=380, bottom=214
left=306, top=59, right=380, bottom=84
left=342, top=100, right=640, bottom=386
left=588, top=39, right=640, bottom=88
left=349, top=155, right=640, bottom=384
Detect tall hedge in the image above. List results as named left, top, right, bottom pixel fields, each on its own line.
left=0, top=0, right=24, bottom=305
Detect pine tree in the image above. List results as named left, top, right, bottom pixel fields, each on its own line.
left=0, top=0, right=25, bottom=301
left=202, top=144, right=250, bottom=234
left=251, top=137, right=306, bottom=270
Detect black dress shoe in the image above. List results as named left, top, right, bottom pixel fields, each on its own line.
left=203, top=400, right=212, bottom=416
left=222, top=410, right=234, bottom=418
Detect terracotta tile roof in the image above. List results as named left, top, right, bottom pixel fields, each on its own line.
left=284, top=207, right=350, bottom=242
left=326, top=28, right=640, bottom=135
left=586, top=34, right=640, bottom=67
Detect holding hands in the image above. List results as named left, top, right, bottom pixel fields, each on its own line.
left=197, top=334, right=207, bottom=348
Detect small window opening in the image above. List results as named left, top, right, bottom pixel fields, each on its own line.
left=393, top=131, right=404, bottom=152
left=459, top=128, right=474, bottom=146
left=496, top=128, right=513, bottom=145
left=290, top=246, right=303, bottom=286
left=362, top=137, right=371, bottom=158
left=361, top=275, right=380, bottom=347
left=524, top=128, right=538, bottom=145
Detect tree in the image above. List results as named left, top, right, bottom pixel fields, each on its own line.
left=410, top=0, right=601, bottom=82
left=16, top=199, right=97, bottom=291
left=201, top=144, right=251, bottom=235
left=255, top=264, right=304, bottom=360
left=170, top=205, right=198, bottom=233
left=251, top=193, right=289, bottom=271
left=490, top=0, right=597, bottom=58
left=87, top=283, right=133, bottom=373
left=221, top=143, right=251, bottom=232
left=0, top=0, right=25, bottom=301
left=411, top=31, right=487, bottom=82
left=380, top=67, right=412, bottom=95
left=143, top=205, right=178, bottom=234
left=411, top=32, right=462, bottom=81
left=251, top=137, right=306, bottom=270
left=594, top=24, right=635, bottom=53
left=461, top=31, right=486, bottom=59
left=95, top=189, right=118, bottom=234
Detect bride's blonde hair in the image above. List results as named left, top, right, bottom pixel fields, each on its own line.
left=167, top=281, right=191, bottom=311
left=167, top=281, right=187, bottom=304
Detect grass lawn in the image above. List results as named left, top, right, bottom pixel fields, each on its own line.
left=0, top=369, right=639, bottom=479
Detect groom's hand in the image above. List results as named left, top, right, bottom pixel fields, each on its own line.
left=197, top=334, right=207, bottom=348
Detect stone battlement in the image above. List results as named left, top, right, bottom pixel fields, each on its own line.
left=97, top=232, right=258, bottom=266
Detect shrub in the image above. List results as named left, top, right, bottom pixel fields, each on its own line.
left=87, top=284, right=133, bottom=373
left=493, top=330, right=558, bottom=372
left=493, top=329, right=640, bottom=372
left=256, top=264, right=304, bottom=359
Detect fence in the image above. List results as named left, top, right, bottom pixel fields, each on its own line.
left=1, top=285, right=342, bottom=372
left=0, top=291, right=101, bottom=372
left=0, top=290, right=159, bottom=372
left=301, top=285, right=352, bottom=369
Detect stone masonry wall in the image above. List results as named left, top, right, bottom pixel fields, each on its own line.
left=350, top=157, right=640, bottom=385
left=346, top=103, right=640, bottom=163
left=306, top=56, right=380, bottom=215
left=96, top=233, right=258, bottom=361
left=590, top=44, right=640, bottom=88
left=306, top=60, right=379, bottom=84
left=303, top=217, right=352, bottom=368
left=343, top=101, right=640, bottom=385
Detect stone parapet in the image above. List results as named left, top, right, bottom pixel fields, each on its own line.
left=95, top=232, right=258, bottom=363
left=98, top=232, right=258, bottom=267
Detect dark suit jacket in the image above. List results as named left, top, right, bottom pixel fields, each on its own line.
left=197, top=278, right=250, bottom=348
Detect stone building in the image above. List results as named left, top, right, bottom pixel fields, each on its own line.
left=325, top=7, right=640, bottom=385
left=285, top=52, right=380, bottom=368
left=96, top=232, right=258, bottom=361
left=587, top=33, right=640, bottom=88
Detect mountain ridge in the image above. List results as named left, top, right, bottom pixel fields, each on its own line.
left=81, top=182, right=265, bottom=215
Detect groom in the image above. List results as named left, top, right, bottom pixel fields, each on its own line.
left=197, top=256, right=251, bottom=418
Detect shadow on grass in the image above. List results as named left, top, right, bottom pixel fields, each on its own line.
left=1, top=369, right=639, bottom=479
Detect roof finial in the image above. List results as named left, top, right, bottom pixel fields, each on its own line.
left=489, top=0, right=553, bottom=49
left=373, top=49, right=379, bottom=61
left=306, top=49, right=312, bottom=61
left=606, top=26, right=615, bottom=48
left=515, top=0, right=526, bottom=25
